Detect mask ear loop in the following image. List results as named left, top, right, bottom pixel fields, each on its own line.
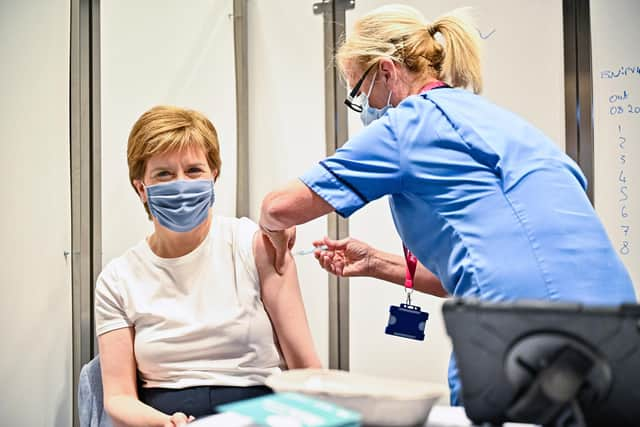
left=383, top=67, right=393, bottom=107
left=366, top=71, right=378, bottom=98
left=139, top=181, right=151, bottom=207
left=368, top=69, right=393, bottom=108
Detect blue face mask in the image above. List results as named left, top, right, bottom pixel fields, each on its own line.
left=144, top=179, right=215, bottom=232
left=360, top=71, right=393, bottom=126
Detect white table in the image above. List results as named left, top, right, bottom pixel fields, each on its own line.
left=191, top=406, right=537, bottom=426
left=425, top=406, right=537, bottom=427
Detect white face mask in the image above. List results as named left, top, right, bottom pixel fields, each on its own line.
left=360, top=71, right=393, bottom=126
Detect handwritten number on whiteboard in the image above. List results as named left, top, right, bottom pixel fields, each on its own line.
left=621, top=225, right=630, bottom=236
left=620, top=241, right=630, bottom=255
left=619, top=171, right=627, bottom=183
left=619, top=186, right=628, bottom=202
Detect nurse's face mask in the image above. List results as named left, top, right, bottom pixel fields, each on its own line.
left=360, top=72, right=393, bottom=126
left=144, top=179, right=215, bottom=232
left=344, top=64, right=393, bottom=127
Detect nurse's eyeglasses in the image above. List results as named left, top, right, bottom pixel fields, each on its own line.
left=344, top=63, right=376, bottom=113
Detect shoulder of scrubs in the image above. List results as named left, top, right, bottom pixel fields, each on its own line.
left=300, top=98, right=432, bottom=217
left=421, top=88, right=588, bottom=192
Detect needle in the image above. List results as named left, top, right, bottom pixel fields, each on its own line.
left=293, top=245, right=328, bottom=256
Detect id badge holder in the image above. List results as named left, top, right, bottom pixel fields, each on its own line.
left=385, top=289, right=429, bottom=341
left=385, top=245, right=429, bottom=341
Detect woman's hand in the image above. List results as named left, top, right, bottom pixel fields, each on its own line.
left=261, top=226, right=296, bottom=274
left=164, top=413, right=195, bottom=427
left=313, top=236, right=375, bottom=277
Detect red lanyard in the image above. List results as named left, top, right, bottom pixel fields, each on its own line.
left=399, top=80, right=441, bottom=302
left=418, top=80, right=447, bottom=94
left=403, top=244, right=417, bottom=290
left=403, top=244, right=417, bottom=305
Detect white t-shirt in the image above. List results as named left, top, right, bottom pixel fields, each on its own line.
left=95, top=216, right=283, bottom=389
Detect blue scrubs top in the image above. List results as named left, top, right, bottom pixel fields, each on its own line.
left=300, top=87, right=636, bottom=404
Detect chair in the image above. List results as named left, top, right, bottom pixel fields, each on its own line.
left=78, top=356, right=113, bottom=427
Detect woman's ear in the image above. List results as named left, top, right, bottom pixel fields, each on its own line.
left=133, top=179, right=147, bottom=203
left=379, top=58, right=397, bottom=86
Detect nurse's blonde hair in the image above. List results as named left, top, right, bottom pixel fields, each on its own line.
left=336, top=5, right=482, bottom=94
left=127, top=105, right=222, bottom=218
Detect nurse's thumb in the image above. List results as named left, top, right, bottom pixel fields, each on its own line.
left=324, top=236, right=350, bottom=250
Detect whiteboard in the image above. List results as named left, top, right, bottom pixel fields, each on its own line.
left=346, top=0, right=566, bottom=394
left=591, top=0, right=640, bottom=299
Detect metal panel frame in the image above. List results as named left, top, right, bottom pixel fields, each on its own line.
left=234, top=0, right=249, bottom=218
left=70, top=0, right=101, bottom=425
left=313, top=0, right=355, bottom=370
left=563, top=0, right=594, bottom=202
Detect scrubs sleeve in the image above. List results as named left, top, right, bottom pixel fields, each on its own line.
left=299, top=114, right=403, bottom=218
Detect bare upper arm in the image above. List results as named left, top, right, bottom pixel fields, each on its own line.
left=98, top=327, right=138, bottom=399
left=252, top=229, right=321, bottom=369
left=252, top=229, right=292, bottom=297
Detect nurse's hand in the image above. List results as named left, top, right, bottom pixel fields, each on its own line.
left=313, top=236, right=374, bottom=277
left=262, top=226, right=297, bottom=274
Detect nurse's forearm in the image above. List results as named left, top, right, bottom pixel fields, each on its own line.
left=260, top=180, right=334, bottom=231
left=370, top=249, right=448, bottom=297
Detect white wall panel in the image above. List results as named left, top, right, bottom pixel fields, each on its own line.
left=247, top=0, right=329, bottom=366
left=101, top=0, right=237, bottom=266
left=0, top=1, right=72, bottom=424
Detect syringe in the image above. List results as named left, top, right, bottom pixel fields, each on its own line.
left=292, top=245, right=328, bottom=256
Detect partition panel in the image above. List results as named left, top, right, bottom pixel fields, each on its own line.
left=100, top=0, right=238, bottom=265
left=247, top=0, right=329, bottom=366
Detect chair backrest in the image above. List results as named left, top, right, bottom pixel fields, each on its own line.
left=78, top=356, right=113, bottom=427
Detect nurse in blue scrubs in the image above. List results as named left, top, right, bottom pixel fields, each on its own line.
left=258, top=4, right=636, bottom=405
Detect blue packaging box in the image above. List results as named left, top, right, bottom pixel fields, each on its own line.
left=216, top=392, right=361, bottom=427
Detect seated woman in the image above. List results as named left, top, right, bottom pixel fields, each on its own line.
left=96, top=105, right=321, bottom=427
